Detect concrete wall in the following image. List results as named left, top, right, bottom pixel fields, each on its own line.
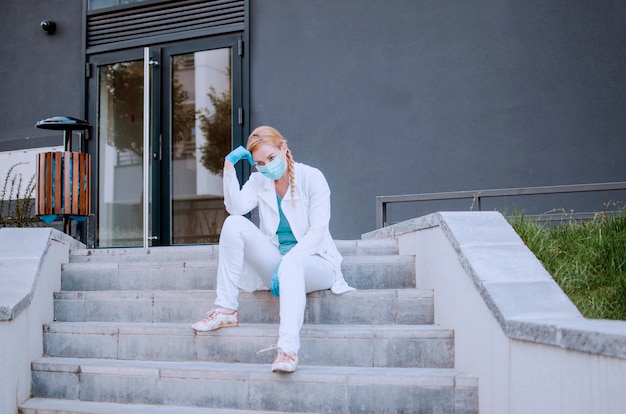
left=0, top=229, right=83, bottom=414
left=2, top=0, right=625, bottom=240
left=249, top=0, right=626, bottom=238
left=363, top=212, right=626, bottom=413
left=0, top=0, right=84, bottom=151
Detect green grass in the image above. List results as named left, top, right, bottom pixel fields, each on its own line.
left=507, top=208, right=626, bottom=321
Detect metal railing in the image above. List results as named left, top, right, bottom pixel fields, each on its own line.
left=376, top=181, right=626, bottom=228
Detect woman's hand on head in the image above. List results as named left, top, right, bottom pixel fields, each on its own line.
left=225, top=146, right=254, bottom=166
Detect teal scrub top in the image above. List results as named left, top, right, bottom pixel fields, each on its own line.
left=276, top=195, right=297, bottom=254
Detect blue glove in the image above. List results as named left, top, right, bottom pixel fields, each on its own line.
left=225, top=146, right=254, bottom=165
left=270, top=274, right=280, bottom=297
left=270, top=261, right=280, bottom=297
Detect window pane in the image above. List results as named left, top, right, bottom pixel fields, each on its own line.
left=97, top=60, right=144, bottom=247
left=171, top=48, right=231, bottom=244
left=88, top=0, right=149, bottom=11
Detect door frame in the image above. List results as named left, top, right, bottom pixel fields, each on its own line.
left=156, top=35, right=244, bottom=246
left=86, top=34, right=246, bottom=247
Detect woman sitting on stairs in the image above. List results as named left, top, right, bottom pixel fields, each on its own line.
left=192, top=125, right=354, bottom=373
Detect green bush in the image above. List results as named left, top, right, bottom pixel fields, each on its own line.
left=0, top=163, right=39, bottom=227
left=508, top=206, right=626, bottom=320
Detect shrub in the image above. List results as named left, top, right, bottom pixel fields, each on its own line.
left=0, top=163, right=39, bottom=227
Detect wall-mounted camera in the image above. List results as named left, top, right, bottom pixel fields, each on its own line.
left=41, top=20, right=57, bottom=34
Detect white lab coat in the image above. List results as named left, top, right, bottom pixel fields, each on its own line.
left=223, top=162, right=354, bottom=294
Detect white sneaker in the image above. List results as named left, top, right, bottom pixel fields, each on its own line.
left=272, top=348, right=299, bottom=373
left=192, top=309, right=239, bottom=332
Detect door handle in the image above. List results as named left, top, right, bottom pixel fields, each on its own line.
left=153, top=134, right=162, bottom=160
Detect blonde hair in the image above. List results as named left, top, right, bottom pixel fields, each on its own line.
left=246, top=126, right=295, bottom=201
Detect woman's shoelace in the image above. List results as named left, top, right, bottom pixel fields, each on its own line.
left=256, top=345, right=279, bottom=355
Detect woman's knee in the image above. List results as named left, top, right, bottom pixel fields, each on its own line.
left=222, top=215, right=250, bottom=231
left=220, top=216, right=253, bottom=240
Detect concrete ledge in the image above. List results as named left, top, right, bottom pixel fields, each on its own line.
left=363, top=211, right=626, bottom=414
left=362, top=211, right=626, bottom=359
left=0, top=228, right=83, bottom=321
left=0, top=228, right=84, bottom=414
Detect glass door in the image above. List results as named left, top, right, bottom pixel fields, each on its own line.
left=92, top=50, right=146, bottom=247
left=160, top=39, right=242, bottom=245
left=88, top=36, right=243, bottom=247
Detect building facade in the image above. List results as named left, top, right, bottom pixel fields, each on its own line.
left=1, top=0, right=625, bottom=247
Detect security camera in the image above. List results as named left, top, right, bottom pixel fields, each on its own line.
left=41, top=20, right=57, bottom=34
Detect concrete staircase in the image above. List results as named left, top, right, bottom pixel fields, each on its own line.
left=19, top=239, right=479, bottom=413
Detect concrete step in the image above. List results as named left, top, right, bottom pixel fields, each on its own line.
left=31, top=237, right=477, bottom=413
left=20, top=398, right=318, bottom=414
left=61, top=255, right=416, bottom=291
left=69, top=244, right=218, bottom=263
left=53, top=288, right=434, bottom=325
left=30, top=357, right=478, bottom=413
left=68, top=240, right=399, bottom=263
left=43, top=322, right=454, bottom=368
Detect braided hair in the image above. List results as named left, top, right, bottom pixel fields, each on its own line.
left=246, top=126, right=296, bottom=202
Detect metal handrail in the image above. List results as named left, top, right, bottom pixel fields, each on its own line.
left=376, top=181, right=626, bottom=228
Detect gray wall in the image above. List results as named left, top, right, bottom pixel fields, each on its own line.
left=0, top=0, right=84, bottom=151
left=1, top=0, right=625, bottom=240
left=249, top=0, right=626, bottom=238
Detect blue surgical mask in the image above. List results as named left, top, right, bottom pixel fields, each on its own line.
left=256, top=157, right=286, bottom=180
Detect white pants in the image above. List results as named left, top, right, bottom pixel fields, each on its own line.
left=213, top=215, right=335, bottom=354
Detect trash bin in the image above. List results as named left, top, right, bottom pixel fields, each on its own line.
left=35, top=116, right=91, bottom=234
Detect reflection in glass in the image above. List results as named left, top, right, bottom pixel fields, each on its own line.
left=97, top=60, right=144, bottom=247
left=171, top=49, right=231, bottom=244
left=88, top=0, right=147, bottom=11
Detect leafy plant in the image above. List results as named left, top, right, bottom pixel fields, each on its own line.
left=101, top=57, right=195, bottom=157
left=0, top=163, right=39, bottom=227
left=198, top=86, right=232, bottom=175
